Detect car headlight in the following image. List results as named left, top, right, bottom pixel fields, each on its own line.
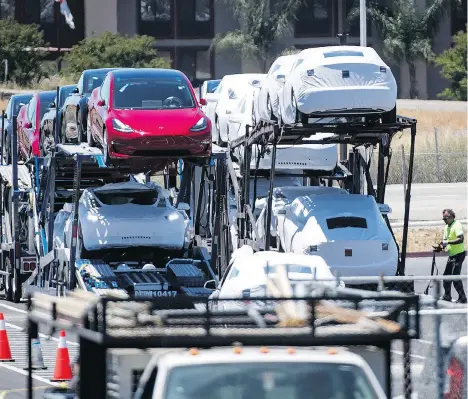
left=112, top=118, right=133, bottom=133
left=190, top=117, right=208, bottom=132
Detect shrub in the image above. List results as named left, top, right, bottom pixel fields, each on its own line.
left=0, top=18, right=47, bottom=86
left=62, top=32, right=171, bottom=80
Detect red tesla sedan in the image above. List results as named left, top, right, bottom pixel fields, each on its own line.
left=16, top=90, right=56, bottom=160
left=87, top=68, right=212, bottom=169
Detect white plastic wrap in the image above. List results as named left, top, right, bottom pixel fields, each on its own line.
left=281, top=46, right=397, bottom=124
left=53, top=203, right=72, bottom=249
left=283, top=194, right=398, bottom=279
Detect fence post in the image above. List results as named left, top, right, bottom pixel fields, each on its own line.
left=401, top=145, right=407, bottom=198
left=434, top=280, right=443, bottom=399
left=434, top=128, right=441, bottom=183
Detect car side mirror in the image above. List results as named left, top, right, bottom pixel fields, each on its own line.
left=97, top=99, right=105, bottom=107
left=204, top=279, right=217, bottom=290
left=72, top=87, right=79, bottom=94
left=199, top=98, right=207, bottom=106
left=49, top=102, right=56, bottom=109
left=249, top=79, right=262, bottom=88
left=275, top=74, right=286, bottom=83
left=177, top=202, right=190, bottom=211
left=24, top=122, right=32, bottom=129
left=378, top=203, right=392, bottom=215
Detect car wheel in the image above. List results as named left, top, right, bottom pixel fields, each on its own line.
left=4, top=132, right=11, bottom=164
left=40, top=129, right=54, bottom=157
left=215, top=116, right=226, bottom=147
left=76, top=109, right=84, bottom=144
left=103, top=128, right=110, bottom=166
left=87, top=118, right=95, bottom=147
left=5, top=256, right=21, bottom=303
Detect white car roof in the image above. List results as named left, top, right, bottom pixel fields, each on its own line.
left=297, top=45, right=385, bottom=66
left=274, top=185, right=348, bottom=199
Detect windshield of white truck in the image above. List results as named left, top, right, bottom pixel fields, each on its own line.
left=164, top=362, right=379, bottom=399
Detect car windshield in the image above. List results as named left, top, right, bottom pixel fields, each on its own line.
left=84, top=72, right=110, bottom=94
left=326, top=216, right=367, bottom=229
left=164, top=362, right=379, bottom=399
left=323, top=50, right=364, bottom=58
left=207, top=80, right=220, bottom=93
left=59, top=86, right=76, bottom=107
left=113, top=77, right=195, bottom=110
left=13, top=95, right=33, bottom=116
left=39, top=93, right=56, bottom=118
left=94, top=190, right=158, bottom=205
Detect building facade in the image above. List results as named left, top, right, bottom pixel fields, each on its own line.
left=1, top=0, right=466, bottom=99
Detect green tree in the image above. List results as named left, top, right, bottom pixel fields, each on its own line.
left=434, top=28, right=467, bottom=101
left=62, top=32, right=171, bottom=80
left=347, top=0, right=461, bottom=99
left=211, top=0, right=304, bottom=72
left=0, top=18, right=47, bottom=86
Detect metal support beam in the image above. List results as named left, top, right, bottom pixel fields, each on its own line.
left=1, top=110, right=4, bottom=165
left=399, top=122, right=416, bottom=275
left=265, top=131, right=278, bottom=251
left=243, top=138, right=252, bottom=239
left=68, top=156, right=83, bottom=290
left=377, top=142, right=385, bottom=203
left=54, top=86, right=60, bottom=146
left=80, top=337, right=107, bottom=399
left=12, top=116, right=21, bottom=296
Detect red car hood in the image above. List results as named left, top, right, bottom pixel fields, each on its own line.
left=110, top=108, right=205, bottom=135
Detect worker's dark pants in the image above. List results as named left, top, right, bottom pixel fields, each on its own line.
left=443, top=251, right=466, bottom=299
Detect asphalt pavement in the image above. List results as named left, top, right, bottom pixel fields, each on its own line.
left=0, top=256, right=464, bottom=398
left=385, top=183, right=467, bottom=223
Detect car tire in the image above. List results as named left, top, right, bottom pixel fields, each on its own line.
left=103, top=128, right=110, bottom=166
left=87, top=118, right=95, bottom=147
left=5, top=256, right=21, bottom=303
left=215, top=116, right=226, bottom=147
left=4, top=132, right=11, bottom=164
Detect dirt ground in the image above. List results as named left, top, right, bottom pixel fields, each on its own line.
left=393, top=227, right=445, bottom=253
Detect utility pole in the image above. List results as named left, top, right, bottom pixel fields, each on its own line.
left=55, top=0, right=62, bottom=73
left=360, top=0, right=367, bottom=46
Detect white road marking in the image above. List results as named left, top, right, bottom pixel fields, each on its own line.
left=0, top=363, right=60, bottom=387
left=416, top=339, right=433, bottom=345
left=5, top=323, right=23, bottom=331
left=0, top=304, right=27, bottom=314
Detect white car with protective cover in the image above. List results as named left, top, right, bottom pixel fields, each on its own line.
left=280, top=46, right=398, bottom=126
left=205, top=73, right=265, bottom=145
left=276, top=194, right=398, bottom=281
left=57, top=181, right=193, bottom=259
left=255, top=186, right=348, bottom=249
left=209, top=246, right=341, bottom=311
left=255, top=53, right=299, bottom=122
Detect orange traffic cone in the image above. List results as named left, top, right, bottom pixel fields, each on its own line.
left=51, top=330, right=72, bottom=381
left=0, top=313, right=13, bottom=362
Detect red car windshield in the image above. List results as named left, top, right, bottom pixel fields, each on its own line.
left=112, top=77, right=196, bottom=110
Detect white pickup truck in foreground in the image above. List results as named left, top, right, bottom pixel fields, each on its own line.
left=133, top=346, right=386, bottom=399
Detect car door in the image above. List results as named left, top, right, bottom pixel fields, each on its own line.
left=91, top=75, right=111, bottom=145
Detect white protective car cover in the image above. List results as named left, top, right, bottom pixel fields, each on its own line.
left=281, top=46, right=397, bottom=124
left=53, top=203, right=73, bottom=248
left=229, top=175, right=303, bottom=251
left=212, top=248, right=340, bottom=310
left=63, top=181, right=191, bottom=253
left=256, top=185, right=348, bottom=247
left=283, top=194, right=398, bottom=279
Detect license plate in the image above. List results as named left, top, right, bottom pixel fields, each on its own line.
left=135, top=290, right=177, bottom=298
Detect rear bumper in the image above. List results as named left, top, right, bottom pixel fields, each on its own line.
left=108, top=129, right=212, bottom=159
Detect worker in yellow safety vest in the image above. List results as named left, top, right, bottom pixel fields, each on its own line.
left=439, top=209, right=467, bottom=303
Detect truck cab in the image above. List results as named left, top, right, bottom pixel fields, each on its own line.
left=134, top=346, right=386, bottom=399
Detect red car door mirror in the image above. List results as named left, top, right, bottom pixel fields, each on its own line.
left=24, top=122, right=32, bottom=129
left=199, top=98, right=207, bottom=106
left=97, top=99, right=105, bottom=107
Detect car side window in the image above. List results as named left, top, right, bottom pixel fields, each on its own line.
left=76, top=74, right=84, bottom=94
left=100, top=75, right=110, bottom=104
left=27, top=97, right=36, bottom=123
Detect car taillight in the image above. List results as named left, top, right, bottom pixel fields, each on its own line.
left=444, top=357, right=464, bottom=399
left=29, top=262, right=36, bottom=271
left=23, top=262, right=29, bottom=271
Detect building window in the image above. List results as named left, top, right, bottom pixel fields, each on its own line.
left=0, top=0, right=14, bottom=18
left=139, top=0, right=173, bottom=38
left=295, top=0, right=333, bottom=37
left=451, top=1, right=467, bottom=35
left=176, top=0, right=213, bottom=39
left=40, top=0, right=54, bottom=23
left=176, top=48, right=212, bottom=86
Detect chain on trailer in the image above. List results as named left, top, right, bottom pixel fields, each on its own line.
left=0, top=86, right=230, bottom=303
left=220, top=114, right=417, bottom=292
